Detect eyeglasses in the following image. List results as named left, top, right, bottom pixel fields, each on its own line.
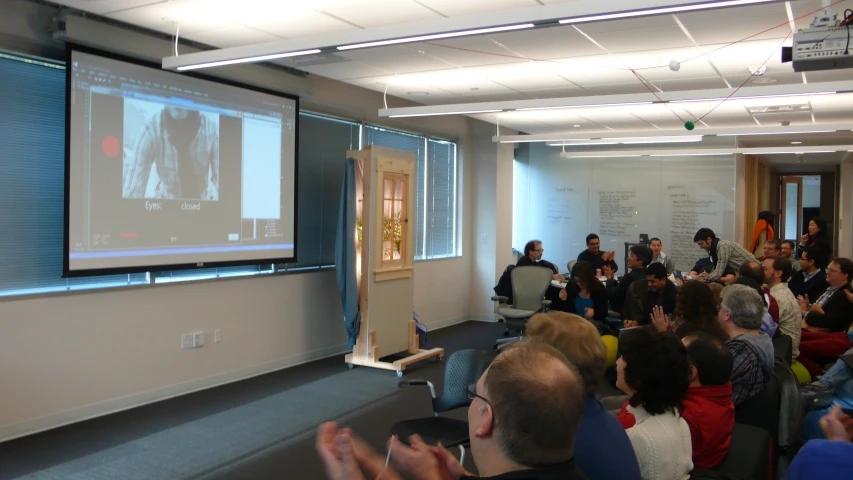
left=467, top=383, right=491, bottom=406
left=826, top=267, right=840, bottom=274
left=533, top=248, right=544, bottom=252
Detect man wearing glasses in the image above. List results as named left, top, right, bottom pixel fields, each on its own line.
left=315, top=341, right=588, bottom=480
left=517, top=239, right=563, bottom=282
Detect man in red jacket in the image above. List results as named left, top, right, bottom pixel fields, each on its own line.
left=681, top=332, right=736, bottom=469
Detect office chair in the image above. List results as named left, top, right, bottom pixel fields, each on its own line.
left=772, top=335, right=793, bottom=366
left=491, top=266, right=553, bottom=350
left=392, top=349, right=494, bottom=465
left=709, top=423, right=772, bottom=480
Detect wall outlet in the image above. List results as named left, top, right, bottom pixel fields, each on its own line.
left=181, top=333, right=193, bottom=350
left=214, top=329, right=222, bottom=343
left=193, top=332, right=205, bottom=348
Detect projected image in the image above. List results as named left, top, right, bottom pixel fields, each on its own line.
left=122, top=99, right=220, bottom=201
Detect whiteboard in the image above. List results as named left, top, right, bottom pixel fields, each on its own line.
left=514, top=144, right=735, bottom=273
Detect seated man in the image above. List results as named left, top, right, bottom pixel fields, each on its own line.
left=781, top=240, right=801, bottom=272
left=518, top=239, right=562, bottom=281
left=604, top=244, right=653, bottom=316
left=681, top=332, right=735, bottom=469
left=694, top=228, right=756, bottom=284
left=649, top=237, right=674, bottom=274
left=763, top=256, right=802, bottom=361
left=316, top=340, right=589, bottom=480
left=789, top=246, right=829, bottom=300
left=718, top=284, right=775, bottom=406
left=762, top=238, right=782, bottom=261
left=578, top=233, right=618, bottom=275
left=623, top=262, right=678, bottom=327
left=738, top=261, right=780, bottom=334
left=527, top=311, right=642, bottom=480
left=798, top=258, right=853, bottom=379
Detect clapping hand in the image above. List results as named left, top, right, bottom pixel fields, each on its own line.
left=584, top=307, right=595, bottom=320
left=651, top=305, right=673, bottom=333
left=623, top=320, right=639, bottom=328
left=316, top=423, right=401, bottom=480
left=602, top=251, right=616, bottom=262
left=820, top=405, right=853, bottom=443
left=798, top=295, right=810, bottom=314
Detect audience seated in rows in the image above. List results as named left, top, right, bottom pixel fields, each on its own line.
left=680, top=333, right=735, bottom=469
left=798, top=258, right=853, bottom=379
left=614, top=328, right=693, bottom=480
left=578, top=233, right=618, bottom=274
left=604, top=245, right=653, bottom=315
left=623, top=262, right=677, bottom=328
left=788, top=246, right=829, bottom=300
left=762, top=256, right=802, bottom=361
left=718, top=284, right=775, bottom=406
left=801, top=346, right=853, bottom=441
left=527, top=311, right=641, bottom=480
left=556, top=261, right=609, bottom=325
left=649, top=238, right=674, bottom=274
left=781, top=240, right=801, bottom=272
left=788, top=405, right=853, bottom=480
left=694, top=228, right=756, bottom=284
left=316, top=341, right=588, bottom=480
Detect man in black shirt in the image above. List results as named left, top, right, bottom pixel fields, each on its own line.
left=577, top=234, right=618, bottom=275
left=604, top=244, right=653, bottom=314
left=623, top=262, right=678, bottom=327
left=316, top=341, right=588, bottom=480
left=789, top=246, right=829, bottom=301
left=518, top=239, right=563, bottom=281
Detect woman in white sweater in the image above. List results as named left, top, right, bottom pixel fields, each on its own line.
left=616, top=327, right=693, bottom=480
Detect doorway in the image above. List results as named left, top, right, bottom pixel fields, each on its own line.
left=773, top=171, right=838, bottom=254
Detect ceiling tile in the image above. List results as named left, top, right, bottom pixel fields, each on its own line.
left=415, top=0, right=539, bottom=17
left=499, top=35, right=609, bottom=60
left=591, top=26, right=695, bottom=53
left=347, top=52, right=456, bottom=73
left=52, top=0, right=161, bottom=15
left=106, top=1, right=229, bottom=35
left=242, top=12, right=357, bottom=38
left=299, top=61, right=392, bottom=79
left=323, top=0, right=443, bottom=28
left=185, top=24, right=283, bottom=48
left=575, top=15, right=678, bottom=34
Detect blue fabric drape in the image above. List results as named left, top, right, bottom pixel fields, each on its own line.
left=336, top=158, right=361, bottom=348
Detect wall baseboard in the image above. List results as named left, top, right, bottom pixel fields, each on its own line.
left=0, top=343, right=349, bottom=444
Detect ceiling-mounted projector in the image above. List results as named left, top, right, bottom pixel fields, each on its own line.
left=785, top=7, right=853, bottom=72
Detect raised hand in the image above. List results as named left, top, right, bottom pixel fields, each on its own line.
left=820, top=405, right=853, bottom=442
left=651, top=305, right=672, bottom=333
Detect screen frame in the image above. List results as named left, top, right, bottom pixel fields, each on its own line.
left=63, top=44, right=299, bottom=278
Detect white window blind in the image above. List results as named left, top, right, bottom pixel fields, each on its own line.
left=425, top=139, right=457, bottom=258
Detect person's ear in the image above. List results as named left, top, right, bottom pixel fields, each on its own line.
left=474, top=404, right=495, bottom=439
left=689, top=365, right=699, bottom=384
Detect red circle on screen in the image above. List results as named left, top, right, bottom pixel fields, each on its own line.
left=102, top=136, right=120, bottom=158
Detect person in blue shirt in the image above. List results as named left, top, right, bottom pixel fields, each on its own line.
left=788, top=404, right=853, bottom=480
left=527, top=311, right=642, bottom=480
left=801, top=344, right=853, bottom=441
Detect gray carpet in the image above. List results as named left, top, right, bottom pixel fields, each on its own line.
left=1, top=321, right=508, bottom=480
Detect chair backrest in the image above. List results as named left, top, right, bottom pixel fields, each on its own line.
left=709, top=423, right=771, bottom=480
left=772, top=335, right=792, bottom=365
left=568, top=260, right=577, bottom=272
left=510, top=266, right=553, bottom=312
left=433, top=349, right=495, bottom=413
left=774, top=359, right=802, bottom=448
left=735, top=372, right=781, bottom=442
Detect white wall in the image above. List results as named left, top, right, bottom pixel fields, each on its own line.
left=0, top=0, right=486, bottom=442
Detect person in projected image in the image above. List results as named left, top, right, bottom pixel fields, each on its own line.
left=123, top=105, right=220, bottom=200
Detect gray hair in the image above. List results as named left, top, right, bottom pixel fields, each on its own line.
left=721, top=284, right=764, bottom=330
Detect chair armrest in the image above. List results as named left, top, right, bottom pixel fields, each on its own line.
left=607, top=310, right=622, bottom=319
left=491, top=296, right=509, bottom=303
left=397, top=379, right=436, bottom=399
left=541, top=300, right=552, bottom=309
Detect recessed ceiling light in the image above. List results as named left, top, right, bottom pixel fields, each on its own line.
left=574, top=125, right=581, bottom=128
left=407, top=91, right=430, bottom=96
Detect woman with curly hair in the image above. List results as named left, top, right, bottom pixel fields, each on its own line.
left=615, top=328, right=693, bottom=480
left=667, top=281, right=728, bottom=340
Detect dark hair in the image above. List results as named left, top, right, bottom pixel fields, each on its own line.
left=485, top=340, right=585, bottom=467
left=738, top=261, right=765, bottom=286
left=646, top=262, right=668, bottom=279
left=781, top=240, right=796, bottom=251
left=758, top=211, right=774, bottom=223
left=765, top=239, right=782, bottom=253
left=831, top=257, right=853, bottom=282
left=675, top=281, right=726, bottom=339
left=586, top=234, right=600, bottom=245
left=801, top=246, right=826, bottom=269
left=809, top=217, right=828, bottom=240
left=571, top=261, right=603, bottom=292
left=630, top=245, right=654, bottom=267
left=524, top=240, right=541, bottom=257
left=650, top=237, right=662, bottom=245
left=684, top=333, right=733, bottom=386
left=766, top=256, right=793, bottom=283
left=694, top=228, right=716, bottom=243
left=733, top=276, right=768, bottom=307
left=618, top=328, right=690, bottom=415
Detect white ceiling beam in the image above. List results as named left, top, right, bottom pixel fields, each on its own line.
left=161, top=0, right=784, bottom=70
left=495, top=124, right=853, bottom=142
left=559, top=145, right=853, bottom=157
left=382, top=80, right=853, bottom=118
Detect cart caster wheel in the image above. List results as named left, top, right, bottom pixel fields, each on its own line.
left=347, top=364, right=354, bottom=370
left=396, top=370, right=403, bottom=377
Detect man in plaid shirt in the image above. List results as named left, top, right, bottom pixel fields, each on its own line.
left=694, top=228, right=757, bottom=284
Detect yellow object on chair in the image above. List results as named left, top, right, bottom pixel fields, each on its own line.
left=791, top=360, right=811, bottom=384
left=602, top=335, right=619, bottom=368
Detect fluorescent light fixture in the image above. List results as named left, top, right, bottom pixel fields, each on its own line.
left=717, top=130, right=836, bottom=136
left=559, top=0, right=774, bottom=24
left=501, top=138, right=591, bottom=143
left=337, top=24, right=534, bottom=50
left=389, top=109, right=502, bottom=118
left=563, top=154, right=644, bottom=158
left=516, top=101, right=653, bottom=111
left=791, top=141, right=803, bottom=144
left=547, top=135, right=703, bottom=146
left=651, top=152, right=731, bottom=157
left=668, top=92, right=836, bottom=103
left=175, top=49, right=322, bottom=71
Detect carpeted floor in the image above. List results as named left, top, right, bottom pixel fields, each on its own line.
left=1, top=321, right=510, bottom=480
